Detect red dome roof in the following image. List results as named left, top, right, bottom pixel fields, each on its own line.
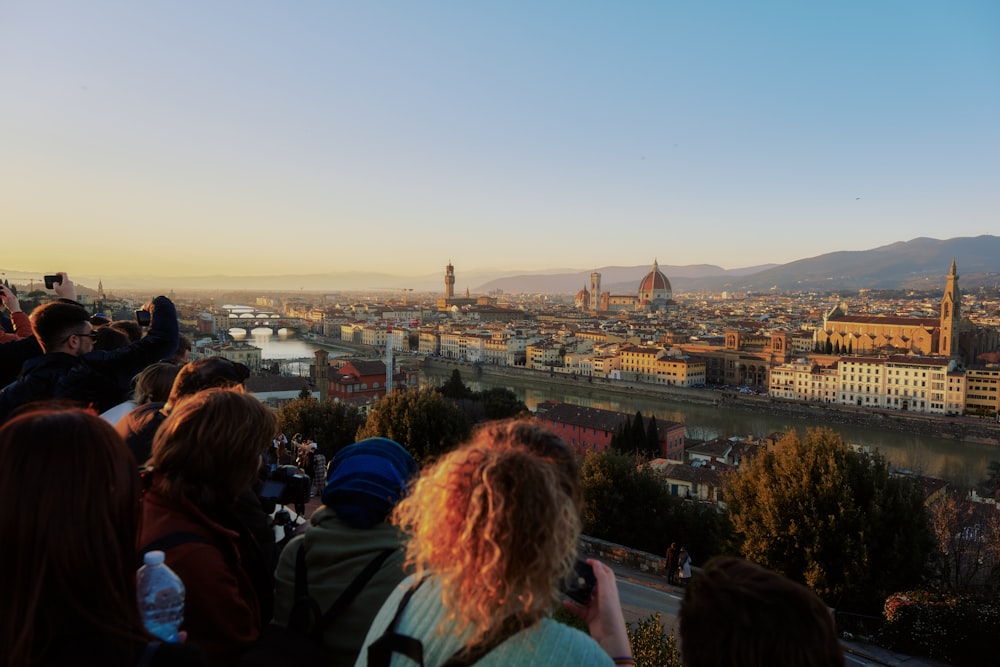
left=638, top=260, right=672, bottom=295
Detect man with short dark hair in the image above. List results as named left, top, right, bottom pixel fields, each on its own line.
left=0, top=284, right=178, bottom=421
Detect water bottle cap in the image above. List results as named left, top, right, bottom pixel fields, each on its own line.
left=144, top=550, right=166, bottom=566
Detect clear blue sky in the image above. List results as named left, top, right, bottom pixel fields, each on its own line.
left=2, top=1, right=998, bottom=281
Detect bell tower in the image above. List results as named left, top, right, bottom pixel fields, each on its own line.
left=939, top=258, right=961, bottom=359
left=590, top=272, right=601, bottom=313
left=444, top=262, right=455, bottom=300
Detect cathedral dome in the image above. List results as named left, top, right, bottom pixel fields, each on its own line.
left=637, top=259, right=672, bottom=302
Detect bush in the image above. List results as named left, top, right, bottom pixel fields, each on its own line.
left=879, top=590, right=1000, bottom=666
left=627, top=613, right=682, bottom=667
left=553, top=610, right=681, bottom=667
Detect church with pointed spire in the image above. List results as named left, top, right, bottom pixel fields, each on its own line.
left=815, top=259, right=998, bottom=366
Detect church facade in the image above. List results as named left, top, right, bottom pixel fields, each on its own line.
left=815, top=260, right=998, bottom=366
left=576, top=259, right=675, bottom=314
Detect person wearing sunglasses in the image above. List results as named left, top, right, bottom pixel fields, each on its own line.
left=0, top=281, right=179, bottom=421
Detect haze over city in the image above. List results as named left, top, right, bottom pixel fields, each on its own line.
left=3, top=2, right=998, bottom=282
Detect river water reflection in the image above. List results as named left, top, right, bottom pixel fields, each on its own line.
left=420, top=365, right=997, bottom=487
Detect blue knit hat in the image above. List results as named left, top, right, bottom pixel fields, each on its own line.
left=322, top=437, right=418, bottom=529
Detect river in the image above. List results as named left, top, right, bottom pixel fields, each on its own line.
left=417, top=365, right=998, bottom=487
left=254, top=334, right=997, bottom=486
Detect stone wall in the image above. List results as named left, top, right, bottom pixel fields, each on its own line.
left=580, top=535, right=669, bottom=577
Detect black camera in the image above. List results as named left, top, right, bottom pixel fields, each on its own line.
left=44, top=274, right=61, bottom=289
left=258, top=464, right=311, bottom=515
left=560, top=558, right=597, bottom=605
left=135, top=309, right=152, bottom=326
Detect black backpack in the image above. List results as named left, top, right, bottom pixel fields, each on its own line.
left=240, top=542, right=395, bottom=667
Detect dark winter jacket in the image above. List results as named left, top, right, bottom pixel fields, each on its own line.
left=0, top=296, right=178, bottom=421
left=140, top=489, right=271, bottom=667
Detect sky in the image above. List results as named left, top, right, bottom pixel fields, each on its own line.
left=2, top=1, right=998, bottom=283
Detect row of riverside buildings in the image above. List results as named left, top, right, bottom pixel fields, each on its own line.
left=191, top=259, right=999, bottom=420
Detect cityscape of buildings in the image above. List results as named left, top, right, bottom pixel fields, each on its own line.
left=10, top=257, right=998, bottom=424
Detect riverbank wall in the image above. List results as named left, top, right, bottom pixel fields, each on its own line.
left=420, top=357, right=1000, bottom=447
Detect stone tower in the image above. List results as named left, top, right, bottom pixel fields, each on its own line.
left=939, top=258, right=961, bottom=359
left=445, top=262, right=455, bottom=300
left=590, top=272, right=601, bottom=313
left=313, top=349, right=329, bottom=402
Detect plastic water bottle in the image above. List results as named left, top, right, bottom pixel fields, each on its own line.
left=136, top=550, right=185, bottom=642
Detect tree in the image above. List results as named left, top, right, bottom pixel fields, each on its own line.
left=609, top=422, right=628, bottom=453
left=724, top=427, right=931, bottom=611
left=357, top=387, right=470, bottom=464
left=977, top=460, right=1000, bottom=501
left=277, top=397, right=366, bottom=460
left=928, top=491, right=1000, bottom=595
left=440, top=368, right=472, bottom=400
left=297, top=386, right=313, bottom=400
left=580, top=449, right=732, bottom=558
left=645, top=416, right=661, bottom=459
left=476, top=386, right=528, bottom=420
left=630, top=411, right=646, bottom=454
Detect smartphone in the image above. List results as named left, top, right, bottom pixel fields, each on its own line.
left=44, top=274, right=61, bottom=289
left=135, top=309, right=152, bottom=326
left=560, top=559, right=597, bottom=605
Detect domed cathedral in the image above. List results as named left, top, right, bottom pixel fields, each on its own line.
left=637, top=259, right=673, bottom=310
left=814, top=259, right=999, bottom=365
left=578, top=260, right=675, bottom=314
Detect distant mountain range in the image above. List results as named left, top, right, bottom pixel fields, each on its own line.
left=474, top=236, right=1000, bottom=295
left=4, top=236, right=998, bottom=294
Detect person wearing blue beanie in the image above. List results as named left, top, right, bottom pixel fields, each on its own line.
left=272, top=437, right=417, bottom=664
left=322, top=437, right=419, bottom=529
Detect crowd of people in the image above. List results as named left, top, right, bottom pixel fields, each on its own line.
left=0, top=273, right=844, bottom=666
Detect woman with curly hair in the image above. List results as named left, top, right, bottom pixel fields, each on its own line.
left=356, top=419, right=632, bottom=666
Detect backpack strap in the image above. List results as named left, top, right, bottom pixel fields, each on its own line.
left=441, top=615, right=530, bottom=667
left=366, top=577, right=526, bottom=667
left=288, top=541, right=323, bottom=631
left=290, top=544, right=398, bottom=640
left=366, top=578, right=428, bottom=667
left=312, top=547, right=395, bottom=638
left=138, top=531, right=211, bottom=566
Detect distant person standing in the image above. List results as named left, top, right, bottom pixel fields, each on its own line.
left=311, top=444, right=327, bottom=495
left=678, top=547, right=692, bottom=585
left=665, top=542, right=679, bottom=585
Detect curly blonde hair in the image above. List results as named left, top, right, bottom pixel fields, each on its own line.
left=392, top=419, right=583, bottom=649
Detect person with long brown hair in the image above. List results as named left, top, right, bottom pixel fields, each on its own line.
left=139, top=388, right=277, bottom=666
left=0, top=408, right=205, bottom=666
left=357, top=419, right=633, bottom=667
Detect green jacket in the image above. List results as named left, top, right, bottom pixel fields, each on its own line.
left=273, top=506, right=407, bottom=665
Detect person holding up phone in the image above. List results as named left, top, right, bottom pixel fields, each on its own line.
left=0, top=275, right=178, bottom=420
left=0, top=284, right=34, bottom=343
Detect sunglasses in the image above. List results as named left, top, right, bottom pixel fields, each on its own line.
left=61, top=330, right=99, bottom=345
